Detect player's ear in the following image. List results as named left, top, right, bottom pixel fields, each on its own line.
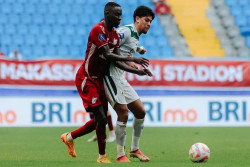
left=135, top=16, right=140, bottom=23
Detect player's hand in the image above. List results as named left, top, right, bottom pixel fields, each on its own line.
left=132, top=57, right=149, bottom=68
left=137, top=46, right=147, bottom=55
left=136, top=68, right=153, bottom=77
left=126, top=62, right=138, bottom=69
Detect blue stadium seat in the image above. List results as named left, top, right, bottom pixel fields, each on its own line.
left=69, top=46, right=81, bottom=57
left=57, top=46, right=69, bottom=56
left=61, top=35, right=72, bottom=46
left=57, top=14, right=67, bottom=25
left=161, top=47, right=173, bottom=58
left=36, top=4, right=47, bottom=14
left=24, top=3, right=36, bottom=14
left=2, top=4, right=11, bottom=14
left=64, top=26, right=75, bottom=35
left=157, top=36, right=169, bottom=47
left=226, top=0, right=237, bottom=7
left=76, top=26, right=87, bottom=36
left=48, top=4, right=59, bottom=14
left=41, top=25, right=52, bottom=35
left=33, top=14, right=44, bottom=25
left=44, top=14, right=56, bottom=25
left=45, top=46, right=57, bottom=56
left=14, top=35, right=24, bottom=46
left=0, top=14, right=7, bottom=25
left=230, top=6, right=243, bottom=16
left=21, top=14, right=32, bottom=24
left=1, top=35, right=12, bottom=45
left=37, top=35, right=48, bottom=45
left=53, top=25, right=63, bottom=35
left=33, top=46, right=44, bottom=57
left=60, top=4, right=71, bottom=15
left=17, top=25, right=28, bottom=35
left=25, top=35, right=36, bottom=46
left=9, top=14, right=20, bottom=24
left=21, top=45, right=33, bottom=58
left=144, top=36, right=156, bottom=47
left=49, top=35, right=60, bottom=46
left=5, top=25, right=16, bottom=35
left=238, top=0, right=249, bottom=6
left=12, top=3, right=24, bottom=14
left=1, top=45, right=9, bottom=55
left=68, top=14, right=79, bottom=25
left=243, top=6, right=250, bottom=16
left=71, top=5, right=83, bottom=14
left=73, top=35, right=85, bottom=46
left=29, top=25, right=40, bottom=35
left=235, top=16, right=248, bottom=27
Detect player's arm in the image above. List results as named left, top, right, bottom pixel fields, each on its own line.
left=114, top=61, right=152, bottom=76
left=99, top=45, right=149, bottom=67
left=113, top=46, right=152, bottom=76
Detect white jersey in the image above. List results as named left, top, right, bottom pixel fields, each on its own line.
left=108, top=24, right=140, bottom=78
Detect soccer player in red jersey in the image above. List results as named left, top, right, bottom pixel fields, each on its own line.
left=61, top=2, right=151, bottom=163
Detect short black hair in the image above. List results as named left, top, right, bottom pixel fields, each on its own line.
left=133, top=6, right=155, bottom=22
left=104, top=2, right=121, bottom=12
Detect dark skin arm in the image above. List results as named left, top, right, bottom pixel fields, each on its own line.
left=99, top=45, right=149, bottom=68
left=112, top=47, right=152, bottom=76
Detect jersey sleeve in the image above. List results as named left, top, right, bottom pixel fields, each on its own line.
left=117, top=26, right=131, bottom=46
left=90, top=25, right=108, bottom=49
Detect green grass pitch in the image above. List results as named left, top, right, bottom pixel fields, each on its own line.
left=0, top=127, right=250, bottom=167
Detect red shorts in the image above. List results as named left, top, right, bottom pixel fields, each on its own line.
left=75, top=66, right=108, bottom=111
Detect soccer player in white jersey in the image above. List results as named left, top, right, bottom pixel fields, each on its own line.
left=103, top=6, right=155, bottom=162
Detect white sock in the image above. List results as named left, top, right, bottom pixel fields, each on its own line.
left=115, top=121, right=127, bottom=158
left=109, top=130, right=115, bottom=137
left=131, top=118, right=144, bottom=151
left=67, top=133, right=73, bottom=141
left=99, top=154, right=106, bottom=158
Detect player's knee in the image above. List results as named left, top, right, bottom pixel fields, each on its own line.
left=96, top=117, right=107, bottom=127
left=135, top=108, right=146, bottom=119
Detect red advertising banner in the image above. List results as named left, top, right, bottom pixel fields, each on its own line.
left=0, top=59, right=250, bottom=87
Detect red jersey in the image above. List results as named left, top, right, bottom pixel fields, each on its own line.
left=81, top=21, right=120, bottom=79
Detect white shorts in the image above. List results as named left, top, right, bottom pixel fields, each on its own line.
left=103, top=75, right=139, bottom=107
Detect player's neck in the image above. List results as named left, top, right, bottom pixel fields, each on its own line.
left=134, top=23, right=142, bottom=36
left=103, top=20, right=113, bottom=33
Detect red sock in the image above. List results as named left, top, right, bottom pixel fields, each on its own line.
left=71, top=119, right=96, bottom=139
left=96, top=126, right=106, bottom=155
left=107, top=115, right=114, bottom=131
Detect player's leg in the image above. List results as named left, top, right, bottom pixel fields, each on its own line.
left=87, top=112, right=97, bottom=142
left=113, top=103, right=130, bottom=162
left=103, top=75, right=130, bottom=162
left=61, top=75, right=97, bottom=158
left=106, top=110, right=116, bottom=142
left=88, top=105, right=110, bottom=163
left=127, top=99, right=150, bottom=162
left=123, top=80, right=150, bottom=162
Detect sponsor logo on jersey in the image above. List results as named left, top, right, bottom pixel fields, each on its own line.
left=113, top=39, right=117, bottom=45
left=119, top=33, right=124, bottom=39
left=92, top=97, right=97, bottom=104
left=98, top=34, right=105, bottom=42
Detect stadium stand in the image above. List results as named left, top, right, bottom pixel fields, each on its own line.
left=0, top=0, right=173, bottom=60
left=207, top=0, right=249, bottom=57
left=167, top=0, right=226, bottom=57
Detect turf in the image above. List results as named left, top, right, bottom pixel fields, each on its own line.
left=0, top=127, right=249, bottom=167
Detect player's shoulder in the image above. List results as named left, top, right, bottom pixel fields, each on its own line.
left=91, top=22, right=106, bottom=34
left=117, top=24, right=133, bottom=33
